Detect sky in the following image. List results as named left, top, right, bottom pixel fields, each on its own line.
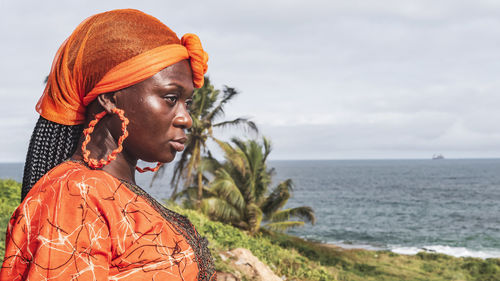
left=1, top=0, right=500, bottom=161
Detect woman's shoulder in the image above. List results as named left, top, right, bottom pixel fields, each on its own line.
left=25, top=160, right=122, bottom=203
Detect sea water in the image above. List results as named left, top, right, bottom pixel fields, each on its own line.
left=268, top=159, right=500, bottom=259
left=2, top=159, right=500, bottom=258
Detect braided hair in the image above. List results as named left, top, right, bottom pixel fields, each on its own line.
left=22, top=10, right=184, bottom=202
left=21, top=116, right=83, bottom=200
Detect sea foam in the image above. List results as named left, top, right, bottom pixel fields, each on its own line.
left=390, top=245, right=500, bottom=259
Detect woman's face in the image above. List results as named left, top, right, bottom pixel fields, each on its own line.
left=113, top=60, right=194, bottom=163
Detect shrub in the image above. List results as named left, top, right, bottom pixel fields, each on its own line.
left=0, top=179, right=21, bottom=260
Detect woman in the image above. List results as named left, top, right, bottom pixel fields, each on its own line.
left=1, top=9, right=216, bottom=280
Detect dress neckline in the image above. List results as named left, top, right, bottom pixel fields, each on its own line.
left=66, top=158, right=138, bottom=186
left=64, top=158, right=216, bottom=280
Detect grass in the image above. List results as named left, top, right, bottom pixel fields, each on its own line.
left=265, top=232, right=500, bottom=280
left=170, top=203, right=500, bottom=281
left=0, top=179, right=21, bottom=258
left=166, top=203, right=333, bottom=280
left=1, top=179, right=499, bottom=280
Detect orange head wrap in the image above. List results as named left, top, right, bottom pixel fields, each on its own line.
left=36, top=9, right=208, bottom=125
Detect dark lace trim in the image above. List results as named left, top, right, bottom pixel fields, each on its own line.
left=121, top=181, right=216, bottom=281
left=66, top=159, right=216, bottom=280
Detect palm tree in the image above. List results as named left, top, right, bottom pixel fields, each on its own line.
left=152, top=77, right=258, bottom=202
left=189, top=137, right=315, bottom=234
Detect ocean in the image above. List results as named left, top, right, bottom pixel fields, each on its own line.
left=2, top=159, right=500, bottom=259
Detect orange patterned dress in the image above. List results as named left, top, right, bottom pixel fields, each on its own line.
left=0, top=161, right=215, bottom=280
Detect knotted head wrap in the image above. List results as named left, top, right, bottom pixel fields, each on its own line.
left=36, top=9, right=208, bottom=126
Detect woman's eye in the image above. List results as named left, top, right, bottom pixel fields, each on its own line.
left=164, top=95, right=178, bottom=104
left=186, top=99, right=193, bottom=109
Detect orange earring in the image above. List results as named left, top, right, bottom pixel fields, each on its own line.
left=136, top=162, right=163, bottom=173
left=82, top=108, right=164, bottom=172
left=82, top=108, right=129, bottom=169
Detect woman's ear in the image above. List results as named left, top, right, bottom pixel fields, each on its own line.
left=96, top=92, right=117, bottom=113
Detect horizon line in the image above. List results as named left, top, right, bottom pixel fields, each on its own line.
left=2, top=157, right=500, bottom=164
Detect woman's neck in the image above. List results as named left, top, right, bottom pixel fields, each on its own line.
left=72, top=130, right=138, bottom=184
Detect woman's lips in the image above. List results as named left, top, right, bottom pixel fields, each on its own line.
left=169, top=139, right=186, bottom=152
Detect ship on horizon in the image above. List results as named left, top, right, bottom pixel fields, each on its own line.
left=432, top=154, right=445, bottom=160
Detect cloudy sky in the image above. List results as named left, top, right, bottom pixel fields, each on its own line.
left=1, top=0, right=499, bottom=161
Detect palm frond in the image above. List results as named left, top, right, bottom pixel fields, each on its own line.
left=262, top=136, right=272, bottom=161
left=204, top=86, right=240, bottom=122
left=201, top=197, right=241, bottom=223
left=221, top=86, right=239, bottom=105
left=190, top=76, right=219, bottom=118
left=213, top=138, right=246, bottom=175
left=213, top=118, right=258, bottom=134
left=263, top=221, right=305, bottom=232
left=213, top=138, right=236, bottom=157
left=260, top=179, right=293, bottom=216
left=199, top=155, right=222, bottom=176
left=210, top=169, right=246, bottom=210
left=172, top=185, right=215, bottom=202
left=268, top=206, right=316, bottom=224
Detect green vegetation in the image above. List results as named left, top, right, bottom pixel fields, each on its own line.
left=178, top=137, right=315, bottom=234
left=140, top=77, right=499, bottom=281
left=0, top=179, right=21, bottom=258
left=1, top=179, right=500, bottom=280
left=153, top=77, right=257, bottom=200
left=158, top=77, right=315, bottom=235
left=169, top=202, right=500, bottom=281
left=167, top=203, right=332, bottom=280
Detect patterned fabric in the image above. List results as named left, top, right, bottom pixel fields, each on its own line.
left=0, top=161, right=216, bottom=280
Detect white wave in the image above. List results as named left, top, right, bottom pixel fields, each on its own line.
left=391, top=245, right=500, bottom=259
left=332, top=241, right=385, bottom=251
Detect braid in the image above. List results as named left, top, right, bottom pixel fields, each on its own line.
left=21, top=116, right=83, bottom=201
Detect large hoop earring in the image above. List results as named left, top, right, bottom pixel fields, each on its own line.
left=136, top=162, right=163, bottom=173
left=82, top=108, right=129, bottom=169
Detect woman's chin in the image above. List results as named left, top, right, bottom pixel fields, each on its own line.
left=138, top=152, right=175, bottom=165
left=157, top=152, right=177, bottom=163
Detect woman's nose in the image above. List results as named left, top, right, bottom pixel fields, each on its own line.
left=173, top=105, right=193, bottom=129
